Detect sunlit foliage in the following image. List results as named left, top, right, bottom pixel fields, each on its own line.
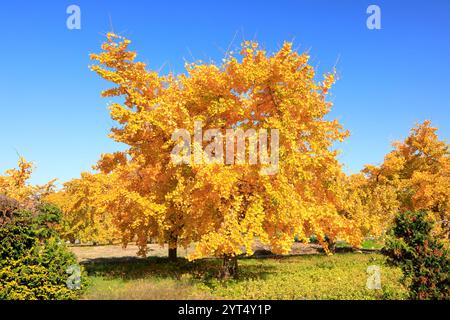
left=89, top=33, right=360, bottom=273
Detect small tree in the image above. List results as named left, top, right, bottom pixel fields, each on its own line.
left=0, top=201, right=85, bottom=300
left=382, top=211, right=449, bottom=300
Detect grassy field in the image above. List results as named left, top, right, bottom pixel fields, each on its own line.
left=77, top=246, right=408, bottom=300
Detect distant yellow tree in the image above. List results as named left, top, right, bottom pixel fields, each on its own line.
left=361, top=121, right=449, bottom=241
left=46, top=172, right=118, bottom=244
left=334, top=172, right=399, bottom=240
left=0, top=157, right=54, bottom=206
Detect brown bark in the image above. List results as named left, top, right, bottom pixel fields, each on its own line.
left=325, top=237, right=336, bottom=253
left=168, top=235, right=178, bottom=261
left=219, top=255, right=238, bottom=279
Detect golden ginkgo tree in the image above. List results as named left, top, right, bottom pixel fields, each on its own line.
left=45, top=172, right=118, bottom=245
left=333, top=171, right=399, bottom=241
left=361, top=120, right=449, bottom=242
left=88, top=33, right=362, bottom=276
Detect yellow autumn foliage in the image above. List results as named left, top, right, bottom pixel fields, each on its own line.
left=0, top=157, right=55, bottom=206
left=88, top=33, right=362, bottom=261
left=45, top=172, right=118, bottom=244
left=338, top=121, right=449, bottom=243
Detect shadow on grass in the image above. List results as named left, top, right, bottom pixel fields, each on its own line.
left=81, top=256, right=277, bottom=286
left=242, top=246, right=379, bottom=261
left=81, top=246, right=380, bottom=284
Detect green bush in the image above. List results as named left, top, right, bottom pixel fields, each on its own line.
left=0, top=199, right=86, bottom=300
left=382, top=211, right=450, bottom=300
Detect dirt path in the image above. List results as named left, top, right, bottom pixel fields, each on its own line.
left=69, top=242, right=325, bottom=262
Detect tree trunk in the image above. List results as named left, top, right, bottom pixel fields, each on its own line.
left=168, top=235, right=178, bottom=261
left=325, top=237, right=336, bottom=253
left=219, top=255, right=238, bottom=279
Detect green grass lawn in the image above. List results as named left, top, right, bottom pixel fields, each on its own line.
left=81, top=253, right=407, bottom=300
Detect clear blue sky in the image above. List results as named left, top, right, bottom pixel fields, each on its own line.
left=0, top=0, right=449, bottom=186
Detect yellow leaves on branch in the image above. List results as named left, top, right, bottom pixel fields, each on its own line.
left=0, top=157, right=55, bottom=205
